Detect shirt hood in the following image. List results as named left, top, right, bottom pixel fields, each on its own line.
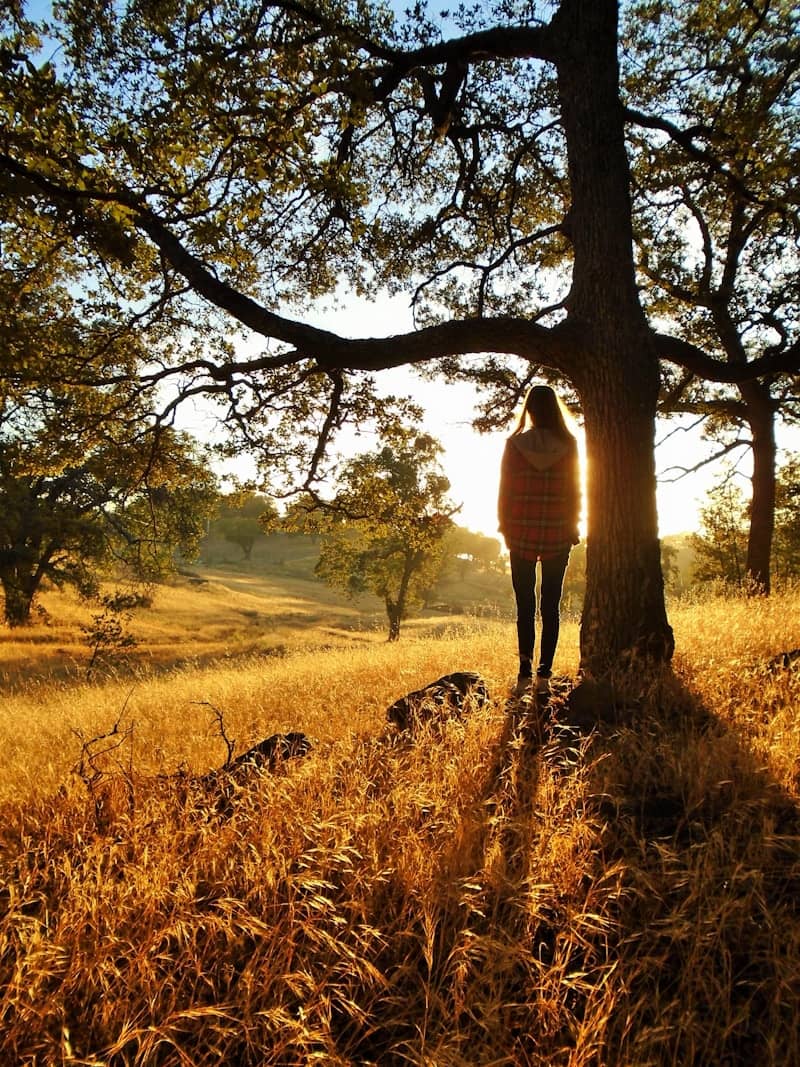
left=510, top=427, right=571, bottom=471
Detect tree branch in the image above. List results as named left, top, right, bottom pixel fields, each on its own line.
left=656, top=332, right=800, bottom=383
left=370, top=24, right=560, bottom=94
left=624, top=106, right=776, bottom=209
left=658, top=438, right=749, bottom=482
left=0, top=151, right=582, bottom=374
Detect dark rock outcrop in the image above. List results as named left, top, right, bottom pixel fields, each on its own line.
left=387, top=671, right=489, bottom=732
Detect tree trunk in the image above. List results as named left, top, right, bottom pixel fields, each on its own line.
left=1, top=571, right=36, bottom=627
left=740, top=381, right=776, bottom=593
left=384, top=548, right=420, bottom=641
left=578, top=371, right=674, bottom=673
left=554, top=0, right=674, bottom=674
left=386, top=599, right=401, bottom=642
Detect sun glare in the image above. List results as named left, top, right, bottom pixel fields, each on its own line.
left=435, top=404, right=710, bottom=542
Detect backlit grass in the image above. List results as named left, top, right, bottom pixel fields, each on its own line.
left=0, top=585, right=798, bottom=1064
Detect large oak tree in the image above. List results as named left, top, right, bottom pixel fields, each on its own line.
left=2, top=0, right=797, bottom=673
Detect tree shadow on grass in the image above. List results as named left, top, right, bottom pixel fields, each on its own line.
left=330, top=684, right=578, bottom=1065
left=360, top=667, right=800, bottom=1065
left=520, top=667, right=800, bottom=1066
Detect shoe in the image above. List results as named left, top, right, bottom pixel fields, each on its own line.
left=513, top=673, right=533, bottom=698
left=535, top=675, right=550, bottom=697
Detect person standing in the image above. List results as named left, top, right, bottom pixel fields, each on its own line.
left=498, top=385, right=581, bottom=698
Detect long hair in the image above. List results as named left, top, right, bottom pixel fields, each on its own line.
left=511, top=385, right=575, bottom=440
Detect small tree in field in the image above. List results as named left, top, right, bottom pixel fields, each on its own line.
left=294, top=428, right=457, bottom=641
left=691, top=479, right=749, bottom=586
left=212, top=492, right=278, bottom=560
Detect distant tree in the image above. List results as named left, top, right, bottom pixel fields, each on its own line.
left=691, top=478, right=749, bottom=586
left=0, top=160, right=219, bottom=626
left=660, top=541, right=681, bottom=595
left=290, top=428, right=457, bottom=640
left=692, top=458, right=800, bottom=587
left=212, top=492, right=278, bottom=560
left=563, top=538, right=685, bottom=603
left=0, top=388, right=218, bottom=626
left=561, top=541, right=587, bottom=606
left=772, top=456, right=800, bottom=581
left=442, top=526, right=504, bottom=580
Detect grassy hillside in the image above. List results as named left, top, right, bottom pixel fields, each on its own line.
left=0, top=583, right=799, bottom=1064
left=0, top=555, right=514, bottom=690
left=201, top=529, right=515, bottom=614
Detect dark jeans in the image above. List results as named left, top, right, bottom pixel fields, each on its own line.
left=510, top=549, right=570, bottom=677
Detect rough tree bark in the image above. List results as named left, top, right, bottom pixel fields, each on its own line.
left=553, top=0, right=674, bottom=672
left=740, top=380, right=776, bottom=593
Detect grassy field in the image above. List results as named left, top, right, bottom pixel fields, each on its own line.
left=0, top=549, right=515, bottom=692
left=0, top=577, right=799, bottom=1064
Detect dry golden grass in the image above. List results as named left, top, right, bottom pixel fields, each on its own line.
left=0, top=585, right=799, bottom=1065
left=0, top=572, right=390, bottom=689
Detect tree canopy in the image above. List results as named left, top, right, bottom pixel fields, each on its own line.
left=0, top=398, right=218, bottom=625
left=2, top=0, right=798, bottom=672
left=0, top=188, right=220, bottom=625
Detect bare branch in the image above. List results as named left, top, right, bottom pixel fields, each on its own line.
left=624, top=106, right=783, bottom=211
left=657, top=438, right=749, bottom=482
left=656, top=332, right=800, bottom=383
left=655, top=413, right=707, bottom=447
left=193, top=701, right=236, bottom=768
left=304, top=371, right=344, bottom=490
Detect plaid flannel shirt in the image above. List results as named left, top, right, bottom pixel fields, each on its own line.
left=498, top=431, right=580, bottom=561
